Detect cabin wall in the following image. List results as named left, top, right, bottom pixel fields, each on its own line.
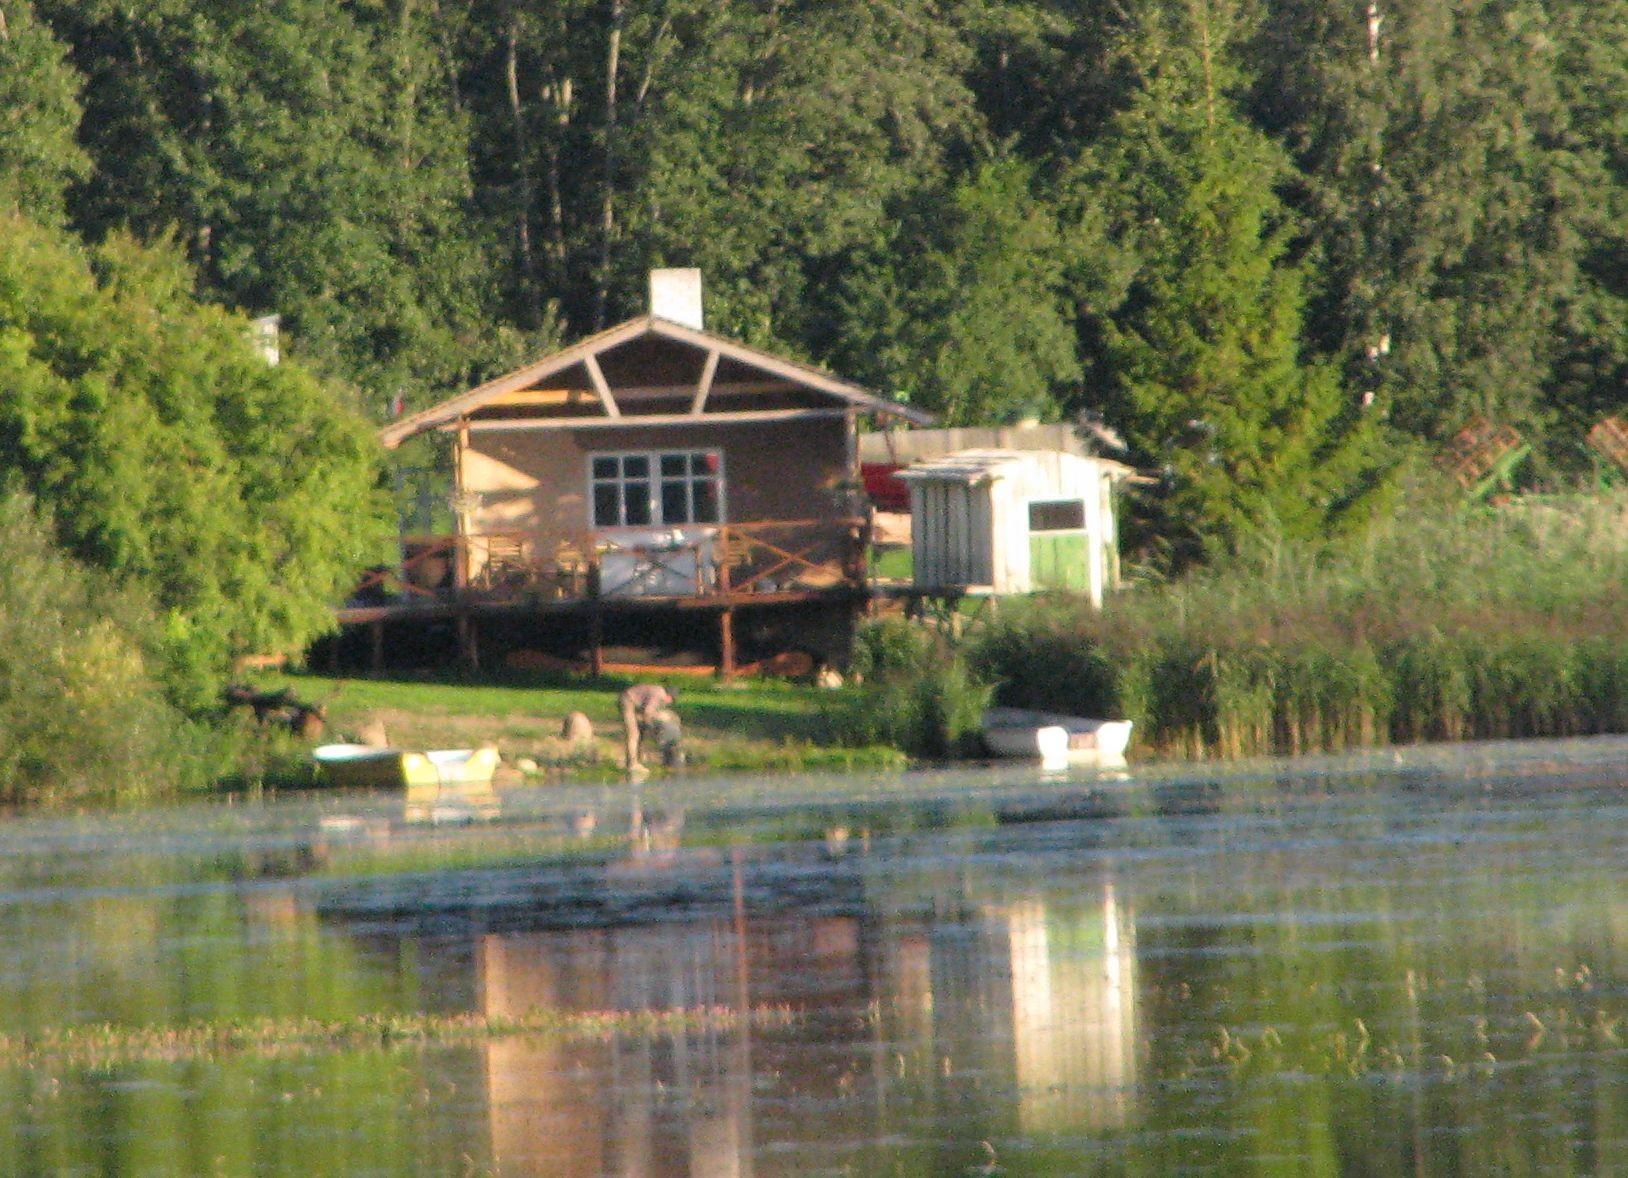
left=461, top=417, right=851, bottom=558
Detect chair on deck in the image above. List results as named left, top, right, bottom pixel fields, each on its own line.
left=477, top=534, right=532, bottom=591
left=551, top=540, right=591, bottom=599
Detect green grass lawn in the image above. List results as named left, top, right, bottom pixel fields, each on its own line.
left=253, top=670, right=902, bottom=783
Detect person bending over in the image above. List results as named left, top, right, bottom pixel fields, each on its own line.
left=619, top=682, right=676, bottom=772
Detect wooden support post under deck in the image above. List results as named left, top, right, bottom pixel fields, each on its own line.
left=453, top=421, right=472, bottom=591
left=589, top=608, right=604, bottom=678
left=720, top=607, right=737, bottom=681
left=456, top=612, right=479, bottom=675
left=370, top=621, right=384, bottom=673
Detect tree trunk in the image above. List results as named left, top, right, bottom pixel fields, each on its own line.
left=543, top=72, right=570, bottom=274
left=504, top=15, right=539, bottom=317
left=593, top=0, right=623, bottom=331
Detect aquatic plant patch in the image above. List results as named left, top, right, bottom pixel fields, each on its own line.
left=0, top=1005, right=799, bottom=1071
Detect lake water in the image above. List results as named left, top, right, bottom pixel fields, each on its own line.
left=0, top=737, right=1622, bottom=1175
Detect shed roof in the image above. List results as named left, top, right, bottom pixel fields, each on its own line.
left=380, top=315, right=932, bottom=448
left=897, top=448, right=1138, bottom=486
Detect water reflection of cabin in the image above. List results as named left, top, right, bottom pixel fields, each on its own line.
left=347, top=270, right=931, bottom=675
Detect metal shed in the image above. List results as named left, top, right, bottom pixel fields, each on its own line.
left=897, top=449, right=1129, bottom=607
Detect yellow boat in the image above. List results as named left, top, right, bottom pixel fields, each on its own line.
left=312, top=744, right=501, bottom=790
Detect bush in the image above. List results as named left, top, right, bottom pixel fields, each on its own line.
left=0, top=492, right=207, bottom=801
left=827, top=620, right=995, bottom=759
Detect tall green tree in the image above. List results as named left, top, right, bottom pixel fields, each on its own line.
left=1540, top=2, right=1628, bottom=459
left=0, top=1, right=87, bottom=223
left=1073, top=0, right=1388, bottom=558
left=40, top=0, right=518, bottom=416
left=828, top=158, right=1081, bottom=424
left=0, top=215, right=390, bottom=708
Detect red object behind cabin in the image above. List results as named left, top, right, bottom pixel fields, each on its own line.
left=861, top=463, right=910, bottom=512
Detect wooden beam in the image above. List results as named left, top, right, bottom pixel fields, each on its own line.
left=488, top=388, right=578, bottom=406
left=456, top=612, right=479, bottom=675
left=380, top=316, right=656, bottom=447
left=453, top=421, right=471, bottom=590
left=462, top=408, right=849, bottom=434
left=380, top=315, right=934, bottom=449
left=690, top=349, right=722, bottom=414
left=582, top=353, right=621, bottom=418
left=490, top=379, right=797, bottom=405
left=609, top=378, right=791, bottom=399
left=720, top=607, right=736, bottom=681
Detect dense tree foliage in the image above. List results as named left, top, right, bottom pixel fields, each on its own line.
left=1246, top=0, right=1627, bottom=460
left=8, top=0, right=1624, bottom=555
left=36, top=0, right=531, bottom=414
left=0, top=214, right=390, bottom=709
left=0, top=0, right=86, bottom=223
left=830, top=159, right=1080, bottom=424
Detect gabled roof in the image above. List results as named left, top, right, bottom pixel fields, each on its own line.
left=380, top=315, right=933, bottom=448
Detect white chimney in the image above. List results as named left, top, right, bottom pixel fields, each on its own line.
left=648, top=268, right=704, bottom=330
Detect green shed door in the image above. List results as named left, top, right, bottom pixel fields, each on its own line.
left=1028, top=498, right=1089, bottom=591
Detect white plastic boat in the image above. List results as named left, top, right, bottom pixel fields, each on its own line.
left=981, top=708, right=1133, bottom=770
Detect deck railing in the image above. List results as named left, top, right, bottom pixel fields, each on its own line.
left=347, top=518, right=869, bottom=608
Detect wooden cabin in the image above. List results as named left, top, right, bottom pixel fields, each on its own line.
left=345, top=270, right=931, bottom=676
left=897, top=449, right=1132, bottom=609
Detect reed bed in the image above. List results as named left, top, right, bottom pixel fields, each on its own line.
left=972, top=494, right=1628, bottom=759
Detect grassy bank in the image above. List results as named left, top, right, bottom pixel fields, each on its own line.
left=972, top=494, right=1628, bottom=759
left=228, top=671, right=905, bottom=789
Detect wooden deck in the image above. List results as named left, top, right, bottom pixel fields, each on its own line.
left=333, top=518, right=870, bottom=676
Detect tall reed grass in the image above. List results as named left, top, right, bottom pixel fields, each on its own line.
left=972, top=494, right=1628, bottom=759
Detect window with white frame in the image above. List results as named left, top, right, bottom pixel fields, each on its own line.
left=590, top=449, right=723, bottom=528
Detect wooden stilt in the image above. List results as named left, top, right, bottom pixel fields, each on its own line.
left=720, top=607, right=737, bottom=681
left=370, top=621, right=384, bottom=673
left=455, top=612, right=479, bottom=675
left=589, top=609, right=604, bottom=678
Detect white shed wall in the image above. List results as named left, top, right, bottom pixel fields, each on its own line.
left=904, top=449, right=1123, bottom=605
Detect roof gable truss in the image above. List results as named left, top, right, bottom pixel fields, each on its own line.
left=381, top=316, right=929, bottom=447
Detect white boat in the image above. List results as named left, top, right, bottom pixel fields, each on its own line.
left=981, top=708, right=1133, bottom=770
left=312, top=744, right=501, bottom=790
